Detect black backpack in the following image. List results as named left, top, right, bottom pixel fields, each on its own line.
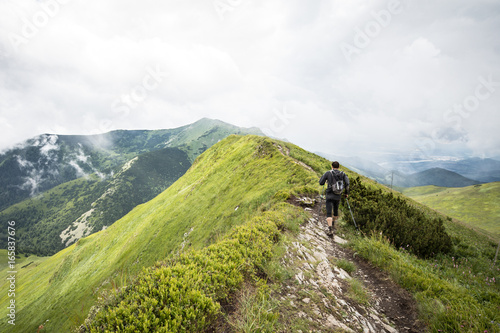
left=328, top=170, right=345, bottom=195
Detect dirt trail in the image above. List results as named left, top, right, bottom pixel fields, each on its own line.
left=278, top=196, right=427, bottom=332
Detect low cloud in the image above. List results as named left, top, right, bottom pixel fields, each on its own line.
left=11, top=134, right=108, bottom=196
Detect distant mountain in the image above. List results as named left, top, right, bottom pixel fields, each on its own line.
left=380, top=157, right=500, bottom=183
left=0, top=119, right=263, bottom=255
left=318, top=152, right=492, bottom=187
left=0, top=135, right=495, bottom=332
left=394, top=167, right=481, bottom=188
left=0, top=147, right=190, bottom=255
left=0, top=135, right=322, bottom=332
left=0, top=118, right=262, bottom=210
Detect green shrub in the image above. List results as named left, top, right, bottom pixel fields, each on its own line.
left=81, top=204, right=298, bottom=332
left=350, top=234, right=500, bottom=332
left=343, top=177, right=452, bottom=258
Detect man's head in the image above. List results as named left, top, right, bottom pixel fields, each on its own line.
left=332, top=161, right=340, bottom=169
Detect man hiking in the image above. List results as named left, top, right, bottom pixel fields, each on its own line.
left=319, top=161, right=350, bottom=236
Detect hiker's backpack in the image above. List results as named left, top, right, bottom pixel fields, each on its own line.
left=328, top=170, right=344, bottom=195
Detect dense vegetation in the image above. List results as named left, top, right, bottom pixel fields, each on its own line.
left=344, top=176, right=453, bottom=258
left=0, top=136, right=114, bottom=211
left=350, top=226, right=499, bottom=332
left=342, top=181, right=499, bottom=331
left=0, top=176, right=106, bottom=255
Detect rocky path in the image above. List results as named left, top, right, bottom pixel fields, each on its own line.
left=277, top=196, right=426, bottom=332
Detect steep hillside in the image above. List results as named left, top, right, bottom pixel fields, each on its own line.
left=0, top=176, right=106, bottom=255
left=1, top=135, right=497, bottom=332
left=0, top=118, right=262, bottom=210
left=0, top=135, right=317, bottom=332
left=403, top=182, right=500, bottom=239
left=0, top=147, right=190, bottom=255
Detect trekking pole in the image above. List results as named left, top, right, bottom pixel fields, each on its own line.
left=345, top=197, right=359, bottom=231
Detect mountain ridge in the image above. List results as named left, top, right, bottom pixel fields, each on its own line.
left=398, top=167, right=481, bottom=188
left=0, top=135, right=310, bottom=332
left=0, top=118, right=263, bottom=211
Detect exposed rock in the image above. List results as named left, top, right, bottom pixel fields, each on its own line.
left=334, top=235, right=348, bottom=244
left=279, top=196, right=425, bottom=332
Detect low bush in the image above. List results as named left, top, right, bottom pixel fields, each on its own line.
left=80, top=205, right=301, bottom=332
left=343, top=177, right=452, bottom=258
left=350, top=234, right=500, bottom=332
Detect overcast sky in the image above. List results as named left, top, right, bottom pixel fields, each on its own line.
left=1, top=0, right=499, bottom=161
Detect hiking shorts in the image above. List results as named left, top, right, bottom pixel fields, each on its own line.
left=326, top=198, right=340, bottom=218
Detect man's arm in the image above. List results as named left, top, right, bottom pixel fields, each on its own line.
left=344, top=173, right=350, bottom=196
left=319, top=172, right=328, bottom=186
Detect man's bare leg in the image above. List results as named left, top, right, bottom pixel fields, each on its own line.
left=326, top=217, right=333, bottom=236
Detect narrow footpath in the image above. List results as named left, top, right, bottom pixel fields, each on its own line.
left=276, top=195, right=427, bottom=332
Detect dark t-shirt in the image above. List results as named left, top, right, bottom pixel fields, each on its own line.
left=319, top=169, right=349, bottom=200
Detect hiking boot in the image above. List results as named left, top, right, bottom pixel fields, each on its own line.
left=326, top=226, right=333, bottom=237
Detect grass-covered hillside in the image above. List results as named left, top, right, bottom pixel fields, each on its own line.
left=403, top=182, right=500, bottom=239
left=1, top=135, right=498, bottom=332
left=0, top=135, right=319, bottom=332
left=0, top=147, right=190, bottom=256
left=79, top=138, right=499, bottom=332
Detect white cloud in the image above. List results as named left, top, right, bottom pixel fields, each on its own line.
left=0, top=0, right=499, bottom=160
left=39, top=134, right=59, bottom=157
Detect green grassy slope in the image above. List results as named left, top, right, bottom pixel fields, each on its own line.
left=1, top=118, right=261, bottom=256
left=2, top=135, right=497, bottom=332
left=0, top=135, right=318, bottom=332
left=163, top=118, right=263, bottom=162
left=81, top=142, right=500, bottom=332
left=0, top=250, right=47, bottom=272
left=403, top=182, right=500, bottom=238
